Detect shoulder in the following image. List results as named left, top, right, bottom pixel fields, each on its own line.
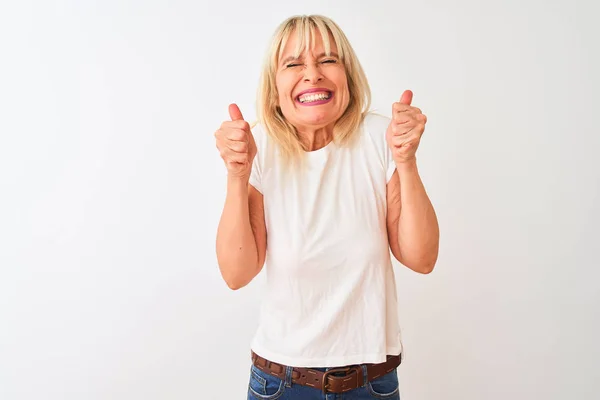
left=362, top=111, right=392, bottom=129
left=358, top=112, right=395, bottom=178
left=250, top=121, right=267, bottom=142
left=250, top=121, right=271, bottom=155
left=250, top=121, right=279, bottom=169
left=358, top=111, right=391, bottom=150
left=361, top=112, right=391, bottom=138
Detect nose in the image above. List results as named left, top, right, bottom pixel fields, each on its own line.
left=303, top=63, right=323, bottom=84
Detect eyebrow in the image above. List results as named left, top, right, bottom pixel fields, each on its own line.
left=279, top=52, right=340, bottom=66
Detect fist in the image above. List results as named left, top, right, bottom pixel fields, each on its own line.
left=386, top=90, right=427, bottom=164
left=214, top=104, right=257, bottom=179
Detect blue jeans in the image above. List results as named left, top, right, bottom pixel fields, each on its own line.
left=247, top=363, right=400, bottom=399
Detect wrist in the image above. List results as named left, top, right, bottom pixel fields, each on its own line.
left=395, top=158, right=418, bottom=173
left=227, top=174, right=250, bottom=191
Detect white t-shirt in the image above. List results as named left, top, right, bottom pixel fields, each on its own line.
left=248, top=112, right=403, bottom=368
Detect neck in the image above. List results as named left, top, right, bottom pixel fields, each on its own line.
left=297, top=124, right=334, bottom=152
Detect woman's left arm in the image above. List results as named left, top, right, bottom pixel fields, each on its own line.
left=385, top=90, right=439, bottom=274
left=386, top=163, right=439, bottom=274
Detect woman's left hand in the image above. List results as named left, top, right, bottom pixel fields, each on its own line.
left=385, top=90, right=427, bottom=164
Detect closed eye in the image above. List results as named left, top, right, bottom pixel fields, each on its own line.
left=285, top=59, right=338, bottom=68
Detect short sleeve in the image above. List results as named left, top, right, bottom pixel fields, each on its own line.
left=248, top=153, right=262, bottom=193
left=385, top=144, right=397, bottom=183
left=364, top=112, right=397, bottom=183
left=248, top=122, right=263, bottom=194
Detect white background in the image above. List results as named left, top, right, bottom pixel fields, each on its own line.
left=1, top=0, right=599, bottom=399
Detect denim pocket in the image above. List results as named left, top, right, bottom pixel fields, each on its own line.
left=247, top=365, right=286, bottom=399
left=366, top=368, right=400, bottom=399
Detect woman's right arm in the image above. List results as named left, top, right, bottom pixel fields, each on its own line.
left=214, top=103, right=266, bottom=290
left=216, top=177, right=266, bottom=290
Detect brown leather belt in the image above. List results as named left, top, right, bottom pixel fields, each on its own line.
left=251, top=350, right=401, bottom=394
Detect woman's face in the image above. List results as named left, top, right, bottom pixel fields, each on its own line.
left=275, top=31, right=350, bottom=132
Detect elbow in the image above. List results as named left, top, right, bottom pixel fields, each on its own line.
left=223, top=272, right=250, bottom=291
left=415, top=242, right=439, bottom=274
left=226, top=280, right=244, bottom=291
left=220, top=263, right=259, bottom=291
left=403, top=251, right=438, bottom=275
left=415, top=260, right=436, bottom=274
left=224, top=275, right=249, bottom=290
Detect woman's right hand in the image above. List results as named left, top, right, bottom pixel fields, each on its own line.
left=214, top=104, right=257, bottom=179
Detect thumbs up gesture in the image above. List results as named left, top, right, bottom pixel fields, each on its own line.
left=385, top=90, right=428, bottom=164
left=214, top=104, right=257, bottom=179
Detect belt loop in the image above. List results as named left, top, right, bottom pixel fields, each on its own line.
left=284, top=366, right=294, bottom=388
left=361, top=364, right=368, bottom=387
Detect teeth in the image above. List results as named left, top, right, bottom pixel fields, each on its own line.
left=299, top=92, right=331, bottom=103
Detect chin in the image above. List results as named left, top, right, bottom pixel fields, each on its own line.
left=300, top=110, right=338, bottom=125
left=300, top=118, right=335, bottom=128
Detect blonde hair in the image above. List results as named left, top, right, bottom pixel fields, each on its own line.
left=256, top=15, right=372, bottom=164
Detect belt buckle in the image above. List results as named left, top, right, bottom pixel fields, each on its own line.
left=321, top=366, right=358, bottom=393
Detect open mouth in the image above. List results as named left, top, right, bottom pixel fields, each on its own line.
left=296, top=91, right=333, bottom=104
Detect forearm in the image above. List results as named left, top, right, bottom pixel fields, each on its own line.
left=395, top=159, right=439, bottom=273
left=216, top=176, right=259, bottom=287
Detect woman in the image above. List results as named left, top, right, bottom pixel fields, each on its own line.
left=215, top=14, right=439, bottom=400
